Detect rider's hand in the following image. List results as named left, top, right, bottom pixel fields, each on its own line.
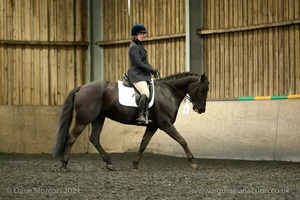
left=150, top=68, right=159, bottom=78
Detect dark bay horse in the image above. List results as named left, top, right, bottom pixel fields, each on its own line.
left=53, top=72, right=209, bottom=170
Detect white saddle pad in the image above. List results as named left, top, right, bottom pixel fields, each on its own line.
left=118, top=79, right=155, bottom=107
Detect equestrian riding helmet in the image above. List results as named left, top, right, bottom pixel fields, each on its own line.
left=131, top=24, right=147, bottom=36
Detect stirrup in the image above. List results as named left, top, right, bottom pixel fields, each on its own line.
left=136, top=116, right=152, bottom=125
left=137, top=117, right=148, bottom=125
left=144, top=113, right=152, bottom=124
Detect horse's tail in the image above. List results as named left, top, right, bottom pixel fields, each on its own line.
left=52, top=86, right=81, bottom=157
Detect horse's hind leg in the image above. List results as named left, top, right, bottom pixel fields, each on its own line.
left=60, top=123, right=86, bottom=170
left=89, top=117, right=115, bottom=170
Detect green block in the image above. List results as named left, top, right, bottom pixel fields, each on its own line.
left=271, top=95, right=288, bottom=100
left=238, top=96, right=255, bottom=101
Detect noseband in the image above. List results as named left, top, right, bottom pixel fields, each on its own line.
left=164, top=80, right=203, bottom=108
left=186, top=83, right=206, bottom=109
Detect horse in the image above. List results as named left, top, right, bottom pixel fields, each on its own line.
left=53, top=72, right=209, bottom=171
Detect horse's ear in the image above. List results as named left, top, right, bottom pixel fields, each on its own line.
left=200, top=73, right=207, bottom=83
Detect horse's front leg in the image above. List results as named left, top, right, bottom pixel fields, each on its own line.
left=163, top=123, right=198, bottom=169
left=133, top=126, right=158, bottom=170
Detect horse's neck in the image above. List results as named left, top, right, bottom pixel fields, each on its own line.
left=171, top=76, right=198, bottom=93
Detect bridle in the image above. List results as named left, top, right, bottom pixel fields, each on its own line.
left=162, top=79, right=202, bottom=108
left=155, top=72, right=208, bottom=109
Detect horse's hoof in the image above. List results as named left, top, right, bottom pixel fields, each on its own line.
left=106, top=164, right=116, bottom=171
left=132, top=166, right=139, bottom=171
left=59, top=166, right=70, bottom=172
left=191, top=163, right=199, bottom=169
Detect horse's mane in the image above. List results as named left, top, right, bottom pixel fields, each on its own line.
left=156, top=72, right=198, bottom=82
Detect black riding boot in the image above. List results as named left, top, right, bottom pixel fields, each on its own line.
left=144, top=96, right=152, bottom=124
left=136, top=94, right=152, bottom=125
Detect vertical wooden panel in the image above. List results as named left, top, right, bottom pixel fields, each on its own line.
left=295, top=25, right=300, bottom=94
left=57, top=0, right=66, bottom=104
left=277, top=0, right=284, bottom=94
left=210, top=0, right=216, bottom=97
left=40, top=0, right=49, bottom=105
left=237, top=0, right=243, bottom=96
left=22, top=1, right=31, bottom=105
left=0, top=0, right=4, bottom=103
left=15, top=1, right=22, bottom=105
left=257, top=1, right=262, bottom=95
left=0, top=0, right=3, bottom=40
left=268, top=0, right=274, bottom=95
left=233, top=0, right=238, bottom=97
left=262, top=0, right=268, bottom=95
left=4, top=0, right=12, bottom=105
left=242, top=0, right=248, bottom=96
left=78, top=0, right=88, bottom=86
left=32, top=0, right=40, bottom=105
left=66, top=0, right=75, bottom=94
left=295, top=0, right=300, bottom=93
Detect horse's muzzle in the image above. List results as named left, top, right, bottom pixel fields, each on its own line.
left=194, top=105, right=206, bottom=114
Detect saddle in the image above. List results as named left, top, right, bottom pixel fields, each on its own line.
left=118, top=74, right=154, bottom=107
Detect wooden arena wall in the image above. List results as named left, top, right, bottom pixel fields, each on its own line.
left=0, top=0, right=88, bottom=106
left=1, top=0, right=298, bottom=102
left=201, top=0, right=300, bottom=98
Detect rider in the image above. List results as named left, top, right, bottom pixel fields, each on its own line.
left=128, top=24, right=158, bottom=125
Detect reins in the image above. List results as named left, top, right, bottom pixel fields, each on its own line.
left=154, top=71, right=207, bottom=107
left=155, top=75, right=196, bottom=104
left=167, top=82, right=195, bottom=103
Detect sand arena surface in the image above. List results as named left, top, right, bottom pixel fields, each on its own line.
left=0, top=153, right=299, bottom=200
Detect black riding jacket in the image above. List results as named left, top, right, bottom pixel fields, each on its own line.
left=127, top=38, right=155, bottom=83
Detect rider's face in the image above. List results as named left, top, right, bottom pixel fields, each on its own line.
left=136, top=33, right=145, bottom=41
